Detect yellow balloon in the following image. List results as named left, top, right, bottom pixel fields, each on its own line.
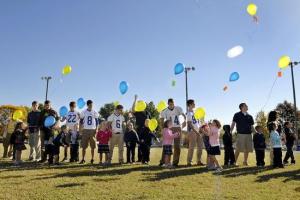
left=194, top=107, right=206, bottom=120
left=13, top=110, right=23, bottom=121
left=278, top=56, right=291, bottom=69
left=247, top=3, right=257, bottom=16
left=135, top=100, right=147, bottom=112
left=148, top=119, right=158, bottom=132
left=113, top=101, right=120, bottom=107
left=157, top=101, right=167, bottom=113
left=62, top=65, right=72, bottom=75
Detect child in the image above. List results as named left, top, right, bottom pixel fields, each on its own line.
left=3, top=117, right=16, bottom=159
left=253, top=126, right=266, bottom=167
left=222, top=125, right=236, bottom=167
left=69, top=124, right=80, bottom=162
left=269, top=122, right=284, bottom=168
left=96, top=121, right=112, bottom=165
left=283, top=122, right=296, bottom=165
left=139, top=119, right=159, bottom=164
left=61, top=126, right=70, bottom=162
left=52, top=125, right=68, bottom=165
left=124, top=122, right=139, bottom=164
left=9, top=121, right=28, bottom=165
left=162, top=120, right=179, bottom=168
left=205, top=120, right=222, bottom=172
left=44, top=123, right=59, bottom=165
left=201, top=123, right=211, bottom=169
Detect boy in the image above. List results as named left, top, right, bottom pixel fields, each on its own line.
left=186, top=99, right=204, bottom=166
left=70, top=123, right=80, bottom=162
left=124, top=122, right=139, bottom=163
left=283, top=122, right=296, bottom=165
left=52, top=125, right=67, bottom=165
left=107, top=105, right=126, bottom=164
left=223, top=125, right=236, bottom=167
left=253, top=126, right=266, bottom=167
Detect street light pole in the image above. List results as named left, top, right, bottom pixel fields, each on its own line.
left=41, top=76, right=52, bottom=101
left=289, top=62, right=299, bottom=147
left=184, top=67, right=195, bottom=113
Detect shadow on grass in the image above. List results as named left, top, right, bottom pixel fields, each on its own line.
left=56, top=183, right=86, bottom=188
left=219, top=166, right=273, bottom=178
left=142, top=167, right=208, bottom=182
left=31, top=165, right=163, bottom=181
left=255, top=169, right=300, bottom=183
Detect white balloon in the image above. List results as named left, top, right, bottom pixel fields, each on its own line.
left=227, top=45, right=244, bottom=58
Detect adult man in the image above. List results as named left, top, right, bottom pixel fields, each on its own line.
left=159, top=98, right=186, bottom=167
left=108, top=105, right=126, bottom=164
left=38, top=100, right=59, bottom=162
left=131, top=95, right=150, bottom=162
left=186, top=99, right=204, bottom=166
left=61, top=101, right=80, bottom=162
left=27, top=101, right=41, bottom=161
left=231, top=103, right=255, bottom=166
left=79, top=100, right=99, bottom=164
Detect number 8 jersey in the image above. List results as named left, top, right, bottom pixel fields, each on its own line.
left=160, top=106, right=184, bottom=128
left=80, top=109, right=100, bottom=130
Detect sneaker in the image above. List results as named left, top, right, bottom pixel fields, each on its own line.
left=283, top=161, right=289, bottom=165
left=243, top=162, right=248, bottom=166
left=291, top=161, right=296, bottom=165
left=197, top=162, right=205, bottom=166
left=90, top=159, right=94, bottom=164
left=79, top=160, right=86, bottom=164
left=158, top=162, right=163, bottom=167
left=215, top=167, right=223, bottom=173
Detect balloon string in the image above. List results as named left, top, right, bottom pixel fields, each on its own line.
left=261, top=75, right=278, bottom=111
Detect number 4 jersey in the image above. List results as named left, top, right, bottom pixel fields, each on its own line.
left=160, top=106, right=184, bottom=128
left=187, top=111, right=200, bottom=132
left=108, top=113, right=125, bottom=134
left=80, top=109, right=100, bottom=130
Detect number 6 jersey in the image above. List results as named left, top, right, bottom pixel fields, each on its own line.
left=108, top=113, right=125, bottom=134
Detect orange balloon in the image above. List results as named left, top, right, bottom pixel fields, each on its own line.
left=223, top=86, right=228, bottom=91
left=278, top=71, right=282, bottom=78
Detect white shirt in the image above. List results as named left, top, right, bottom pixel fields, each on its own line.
left=160, top=106, right=184, bottom=128
left=187, top=111, right=200, bottom=132
left=65, top=111, right=80, bottom=130
left=108, top=113, right=125, bottom=134
left=80, top=109, right=99, bottom=130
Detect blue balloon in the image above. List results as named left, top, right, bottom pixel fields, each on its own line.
left=229, top=72, right=240, bottom=82
left=174, top=63, right=185, bottom=75
left=44, top=116, right=56, bottom=127
left=77, top=98, right=86, bottom=109
left=59, top=106, right=68, bottom=117
left=119, top=81, right=129, bottom=95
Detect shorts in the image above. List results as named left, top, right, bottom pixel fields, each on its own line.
left=236, top=134, right=253, bottom=153
left=208, top=146, right=221, bottom=156
left=98, top=144, right=110, bottom=154
left=14, top=144, right=26, bottom=151
left=163, top=145, right=173, bottom=155
left=81, top=129, right=96, bottom=149
left=203, top=136, right=210, bottom=151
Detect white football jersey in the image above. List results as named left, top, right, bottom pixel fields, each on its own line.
left=108, top=113, right=125, bottom=134
left=187, top=111, right=200, bottom=132
left=80, top=109, right=99, bottom=130
left=160, top=106, right=184, bottom=128
left=65, top=111, right=80, bottom=130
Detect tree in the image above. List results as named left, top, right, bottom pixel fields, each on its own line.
left=99, top=103, right=115, bottom=120
left=255, top=111, right=269, bottom=141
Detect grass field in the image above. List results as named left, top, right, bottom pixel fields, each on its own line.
left=0, top=146, right=299, bottom=200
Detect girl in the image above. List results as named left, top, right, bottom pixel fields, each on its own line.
left=9, top=121, right=28, bottom=166
left=162, top=120, right=179, bottom=169
left=269, top=122, right=284, bottom=168
left=205, top=120, right=222, bottom=172
left=124, top=122, right=139, bottom=164
left=96, top=121, right=112, bottom=165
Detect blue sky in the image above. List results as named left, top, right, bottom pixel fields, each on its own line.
left=0, top=0, right=300, bottom=124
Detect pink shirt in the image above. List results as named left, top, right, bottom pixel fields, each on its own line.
left=209, top=127, right=220, bottom=147
left=163, top=128, right=179, bottom=145
left=96, top=130, right=112, bottom=145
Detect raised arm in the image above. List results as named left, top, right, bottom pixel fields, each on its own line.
left=131, top=95, right=138, bottom=112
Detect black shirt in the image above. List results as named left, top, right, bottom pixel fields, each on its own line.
left=133, top=111, right=150, bottom=130
left=27, top=110, right=41, bottom=133
left=233, top=112, right=254, bottom=134
left=124, top=130, right=139, bottom=146
left=253, top=132, right=266, bottom=150
left=223, top=132, right=233, bottom=148
left=39, top=108, right=59, bottom=130
left=139, top=127, right=158, bottom=147
left=284, top=127, right=295, bottom=146
left=10, top=129, right=27, bottom=145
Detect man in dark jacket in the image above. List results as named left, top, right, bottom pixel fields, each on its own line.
left=38, top=100, right=59, bottom=162
left=27, top=101, right=41, bottom=161
left=253, top=126, right=266, bottom=167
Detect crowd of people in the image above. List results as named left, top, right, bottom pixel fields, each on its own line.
left=1, top=96, right=297, bottom=173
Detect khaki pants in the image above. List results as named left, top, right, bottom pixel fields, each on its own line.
left=29, top=130, right=41, bottom=160
left=40, top=130, right=46, bottom=161
left=187, top=132, right=204, bottom=164
left=2, top=134, right=11, bottom=158
left=109, top=133, right=124, bottom=163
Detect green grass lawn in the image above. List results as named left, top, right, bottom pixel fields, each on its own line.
left=0, top=146, right=299, bottom=200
